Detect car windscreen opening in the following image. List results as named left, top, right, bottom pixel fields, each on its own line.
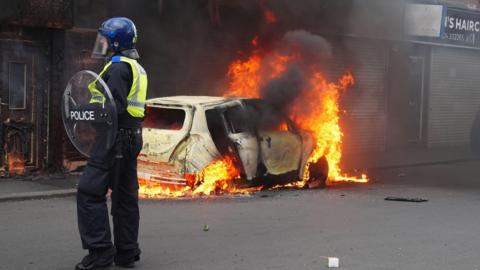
left=144, top=107, right=186, bottom=130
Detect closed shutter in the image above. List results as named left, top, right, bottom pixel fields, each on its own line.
left=326, top=38, right=387, bottom=154
left=428, top=46, right=480, bottom=147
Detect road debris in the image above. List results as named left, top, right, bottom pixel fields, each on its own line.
left=327, top=257, right=339, bottom=268
left=385, top=196, right=428, bottom=203
left=203, top=224, right=210, bottom=231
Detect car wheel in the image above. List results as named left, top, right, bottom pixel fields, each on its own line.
left=306, top=156, right=329, bottom=189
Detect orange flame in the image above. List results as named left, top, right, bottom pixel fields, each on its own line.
left=139, top=156, right=258, bottom=198
left=291, top=72, right=368, bottom=184
left=138, top=179, right=190, bottom=198
left=225, top=49, right=298, bottom=98
left=226, top=54, right=262, bottom=98
left=264, top=9, right=277, bottom=24
left=193, top=156, right=241, bottom=195
left=260, top=0, right=278, bottom=24
left=251, top=36, right=259, bottom=47
left=7, top=153, right=25, bottom=176
left=139, top=34, right=368, bottom=199
left=224, top=38, right=368, bottom=185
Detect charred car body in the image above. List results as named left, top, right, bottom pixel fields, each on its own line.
left=138, top=96, right=328, bottom=189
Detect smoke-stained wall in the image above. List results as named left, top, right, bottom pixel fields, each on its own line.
left=71, top=0, right=264, bottom=98
left=70, top=0, right=405, bottom=98
left=2, top=0, right=480, bottom=170
left=44, top=0, right=480, bottom=166
left=0, top=0, right=73, bottom=28
left=65, top=0, right=399, bottom=157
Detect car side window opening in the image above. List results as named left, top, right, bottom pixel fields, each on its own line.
left=143, top=107, right=186, bottom=130
left=224, top=105, right=250, bottom=134
left=206, top=108, right=232, bottom=156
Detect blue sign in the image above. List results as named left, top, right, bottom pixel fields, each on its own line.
left=405, top=5, right=480, bottom=48
left=441, top=7, right=480, bottom=47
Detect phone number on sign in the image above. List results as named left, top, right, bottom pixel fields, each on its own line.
left=441, top=32, right=475, bottom=44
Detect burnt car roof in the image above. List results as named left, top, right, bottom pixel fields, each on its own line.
left=147, top=96, right=260, bottom=107
left=147, top=96, right=235, bottom=106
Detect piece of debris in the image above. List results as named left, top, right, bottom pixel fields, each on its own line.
left=385, top=196, right=428, bottom=203
left=203, top=224, right=210, bottom=231
left=397, top=173, right=407, bottom=177
left=327, top=257, right=339, bottom=268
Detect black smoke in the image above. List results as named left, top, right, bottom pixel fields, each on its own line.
left=259, top=29, right=332, bottom=111
left=252, top=30, right=333, bottom=130
left=281, top=30, right=332, bottom=63
left=261, top=64, right=305, bottom=111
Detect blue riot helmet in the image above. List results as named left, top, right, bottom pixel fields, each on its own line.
left=92, top=17, right=139, bottom=59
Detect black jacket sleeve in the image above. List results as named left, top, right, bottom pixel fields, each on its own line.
left=102, top=62, right=133, bottom=116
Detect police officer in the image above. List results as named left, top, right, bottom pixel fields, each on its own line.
left=75, top=17, right=148, bottom=270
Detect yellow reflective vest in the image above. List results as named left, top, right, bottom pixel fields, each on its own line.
left=88, top=55, right=148, bottom=118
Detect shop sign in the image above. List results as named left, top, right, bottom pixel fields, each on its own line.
left=405, top=4, right=480, bottom=48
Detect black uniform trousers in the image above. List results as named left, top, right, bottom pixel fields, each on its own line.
left=77, top=129, right=142, bottom=254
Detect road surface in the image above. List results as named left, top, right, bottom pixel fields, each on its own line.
left=2, top=161, right=480, bottom=270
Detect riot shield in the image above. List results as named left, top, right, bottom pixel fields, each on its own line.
left=61, top=70, right=117, bottom=158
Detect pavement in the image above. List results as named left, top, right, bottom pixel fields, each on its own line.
left=2, top=144, right=477, bottom=203
left=343, top=144, right=479, bottom=170
left=1, top=160, right=480, bottom=270
left=0, top=174, right=78, bottom=202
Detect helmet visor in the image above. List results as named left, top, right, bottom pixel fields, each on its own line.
left=91, top=33, right=109, bottom=58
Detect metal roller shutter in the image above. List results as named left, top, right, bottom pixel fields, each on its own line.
left=428, top=46, right=480, bottom=147
left=327, top=38, right=387, bottom=154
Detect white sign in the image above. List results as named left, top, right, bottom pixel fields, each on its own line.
left=70, top=110, right=96, bottom=121
left=404, top=4, right=444, bottom=37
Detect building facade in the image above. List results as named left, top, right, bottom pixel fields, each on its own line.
left=0, top=0, right=103, bottom=173
left=308, top=0, right=480, bottom=167
left=1, top=0, right=479, bottom=173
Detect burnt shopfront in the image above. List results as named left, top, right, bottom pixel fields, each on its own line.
left=0, top=1, right=63, bottom=175
left=402, top=3, right=480, bottom=150
left=332, top=2, right=480, bottom=168
left=1, top=0, right=479, bottom=173
left=0, top=0, right=102, bottom=174
left=0, top=37, right=50, bottom=175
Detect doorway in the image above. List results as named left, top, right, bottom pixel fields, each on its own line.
left=0, top=40, right=49, bottom=172
left=386, top=44, right=429, bottom=150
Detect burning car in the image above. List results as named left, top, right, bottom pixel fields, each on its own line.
left=138, top=96, right=329, bottom=195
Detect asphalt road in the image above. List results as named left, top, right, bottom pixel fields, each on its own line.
left=2, top=161, right=480, bottom=270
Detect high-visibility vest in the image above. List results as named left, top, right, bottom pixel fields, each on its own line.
left=88, top=55, right=148, bottom=118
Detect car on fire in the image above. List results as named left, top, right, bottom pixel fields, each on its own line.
left=138, top=96, right=329, bottom=190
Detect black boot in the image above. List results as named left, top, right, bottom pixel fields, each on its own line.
left=75, top=246, right=115, bottom=270
left=114, top=248, right=141, bottom=268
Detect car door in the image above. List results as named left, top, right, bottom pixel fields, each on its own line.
left=216, top=101, right=259, bottom=180
left=245, top=100, right=303, bottom=175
